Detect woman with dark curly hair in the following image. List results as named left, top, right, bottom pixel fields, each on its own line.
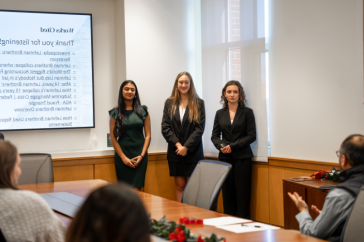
left=66, top=183, right=150, bottom=242
left=211, top=80, right=256, bottom=219
left=109, top=80, right=151, bottom=190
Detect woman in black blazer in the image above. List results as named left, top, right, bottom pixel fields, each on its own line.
left=211, top=81, right=256, bottom=219
left=162, top=71, right=205, bottom=202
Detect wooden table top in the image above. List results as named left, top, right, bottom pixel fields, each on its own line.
left=18, top=180, right=327, bottom=242
left=283, top=178, right=339, bottom=191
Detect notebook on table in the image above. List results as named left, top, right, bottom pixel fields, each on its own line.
left=40, top=192, right=85, bottom=218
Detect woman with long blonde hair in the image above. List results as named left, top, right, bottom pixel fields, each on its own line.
left=162, top=71, right=205, bottom=202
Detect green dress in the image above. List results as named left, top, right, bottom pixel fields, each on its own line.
left=109, top=106, right=148, bottom=188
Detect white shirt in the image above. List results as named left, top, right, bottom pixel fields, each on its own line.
left=179, top=106, right=186, bottom=124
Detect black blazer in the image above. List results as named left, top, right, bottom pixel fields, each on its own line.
left=161, top=98, right=205, bottom=163
left=211, top=106, right=256, bottom=160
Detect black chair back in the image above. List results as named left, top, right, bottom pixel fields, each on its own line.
left=182, top=160, right=232, bottom=210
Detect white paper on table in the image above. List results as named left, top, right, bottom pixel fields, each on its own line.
left=203, top=216, right=252, bottom=226
left=216, top=222, right=280, bottom=233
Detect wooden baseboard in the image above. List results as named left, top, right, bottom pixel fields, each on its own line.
left=267, top=157, right=340, bottom=227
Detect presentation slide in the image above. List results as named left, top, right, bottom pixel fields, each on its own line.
left=0, top=10, right=94, bottom=131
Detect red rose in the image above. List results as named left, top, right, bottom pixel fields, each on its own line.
left=175, top=227, right=182, bottom=233
left=183, top=218, right=190, bottom=225
left=177, top=230, right=185, bottom=242
left=311, top=170, right=331, bottom=179
left=197, top=236, right=204, bottom=242
left=169, top=232, right=177, bottom=240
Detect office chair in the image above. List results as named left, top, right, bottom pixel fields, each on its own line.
left=17, top=153, right=54, bottom=185
left=340, top=185, right=364, bottom=242
left=181, top=160, right=232, bottom=210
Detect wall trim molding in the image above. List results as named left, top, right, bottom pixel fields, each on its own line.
left=52, top=152, right=167, bottom=167
left=53, top=155, right=114, bottom=162
left=269, top=157, right=339, bottom=171
left=53, top=154, right=339, bottom=171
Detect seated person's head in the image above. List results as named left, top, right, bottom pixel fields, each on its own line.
left=0, top=141, right=22, bottom=189
left=66, top=183, right=150, bottom=242
left=339, top=134, right=364, bottom=170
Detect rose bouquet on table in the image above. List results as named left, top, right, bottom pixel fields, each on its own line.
left=311, top=167, right=341, bottom=183
left=149, top=215, right=225, bottom=242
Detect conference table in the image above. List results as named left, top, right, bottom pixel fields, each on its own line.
left=18, top=180, right=327, bottom=242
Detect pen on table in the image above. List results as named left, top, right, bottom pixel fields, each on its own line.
left=241, top=224, right=261, bottom=228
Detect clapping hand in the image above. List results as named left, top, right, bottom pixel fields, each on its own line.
left=311, top=205, right=321, bottom=215
left=288, top=192, right=308, bottom=213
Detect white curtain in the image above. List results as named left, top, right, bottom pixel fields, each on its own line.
left=201, top=0, right=269, bottom=162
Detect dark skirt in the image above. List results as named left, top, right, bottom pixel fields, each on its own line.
left=115, top=153, right=148, bottom=188
left=168, top=161, right=197, bottom=177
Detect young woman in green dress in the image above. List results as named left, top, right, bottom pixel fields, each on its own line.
left=109, top=81, right=151, bottom=190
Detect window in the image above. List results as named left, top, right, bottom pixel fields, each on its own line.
left=201, top=0, right=269, bottom=161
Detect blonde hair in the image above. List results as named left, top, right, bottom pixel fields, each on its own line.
left=168, top=72, right=200, bottom=123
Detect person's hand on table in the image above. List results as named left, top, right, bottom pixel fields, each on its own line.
left=288, top=192, right=308, bottom=212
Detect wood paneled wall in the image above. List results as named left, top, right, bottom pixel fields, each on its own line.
left=268, top=157, right=338, bottom=226
left=52, top=154, right=338, bottom=227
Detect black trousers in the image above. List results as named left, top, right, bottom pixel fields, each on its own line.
left=221, top=158, right=252, bottom=219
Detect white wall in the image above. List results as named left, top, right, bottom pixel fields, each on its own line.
left=1, top=0, right=124, bottom=158
left=269, top=0, right=364, bottom=162
left=124, top=0, right=201, bottom=152
left=2, top=0, right=199, bottom=157
left=4, top=0, right=362, bottom=162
